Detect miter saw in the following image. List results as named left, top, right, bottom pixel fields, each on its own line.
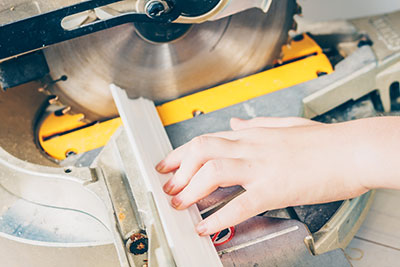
left=1, top=0, right=400, bottom=266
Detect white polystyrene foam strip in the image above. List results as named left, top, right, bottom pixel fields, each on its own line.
left=110, top=84, right=222, bottom=267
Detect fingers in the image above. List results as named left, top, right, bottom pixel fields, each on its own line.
left=171, top=158, right=248, bottom=209
left=156, top=135, right=234, bottom=174
left=156, top=144, right=187, bottom=173
left=156, top=117, right=319, bottom=173
left=230, top=117, right=320, bottom=130
left=161, top=136, right=239, bottom=195
left=195, top=191, right=258, bottom=236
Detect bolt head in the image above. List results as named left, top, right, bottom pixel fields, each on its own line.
left=127, top=233, right=148, bottom=255
left=146, top=1, right=166, bottom=18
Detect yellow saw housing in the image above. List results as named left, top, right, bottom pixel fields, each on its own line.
left=38, top=34, right=333, bottom=160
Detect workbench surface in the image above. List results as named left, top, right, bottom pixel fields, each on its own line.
left=345, top=189, right=400, bottom=266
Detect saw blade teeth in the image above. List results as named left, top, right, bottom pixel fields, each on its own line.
left=61, top=106, right=72, bottom=114
left=48, top=96, right=59, bottom=105
left=38, top=87, right=54, bottom=96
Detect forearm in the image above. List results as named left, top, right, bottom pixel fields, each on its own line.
left=344, top=116, right=400, bottom=190
left=289, top=116, right=400, bottom=205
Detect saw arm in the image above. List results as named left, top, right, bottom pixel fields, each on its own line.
left=0, top=0, right=273, bottom=61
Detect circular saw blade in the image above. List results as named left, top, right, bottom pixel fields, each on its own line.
left=44, top=0, right=296, bottom=121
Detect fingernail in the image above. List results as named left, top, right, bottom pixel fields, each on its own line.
left=171, top=196, right=182, bottom=208
left=163, top=181, right=174, bottom=194
left=155, top=160, right=165, bottom=172
left=196, top=222, right=207, bottom=235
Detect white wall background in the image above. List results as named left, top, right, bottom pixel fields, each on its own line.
left=297, top=0, right=400, bottom=21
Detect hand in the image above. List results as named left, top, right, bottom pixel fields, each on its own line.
left=156, top=116, right=400, bottom=236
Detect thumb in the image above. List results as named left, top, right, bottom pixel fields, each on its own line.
left=195, top=192, right=257, bottom=236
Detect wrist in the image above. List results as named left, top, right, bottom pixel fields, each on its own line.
left=345, top=117, right=400, bottom=190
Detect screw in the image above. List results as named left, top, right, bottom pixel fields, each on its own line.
left=48, top=96, right=59, bottom=105
left=127, top=233, right=148, bottom=255
left=145, top=0, right=169, bottom=18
